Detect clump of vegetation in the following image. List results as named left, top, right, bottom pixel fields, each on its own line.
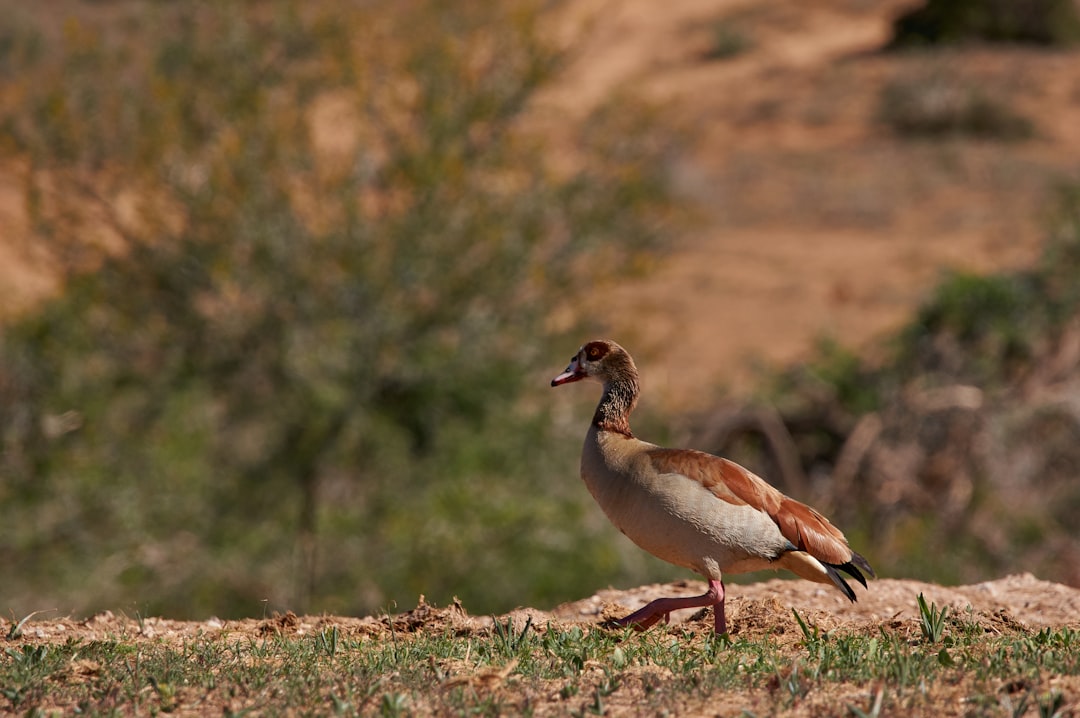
left=894, top=184, right=1080, bottom=389
left=879, top=72, right=1034, bottom=140
left=702, top=19, right=754, bottom=61
left=0, top=1, right=679, bottom=619
left=888, top=0, right=1080, bottom=48
left=895, top=271, right=1043, bottom=384
left=916, top=593, right=950, bottom=643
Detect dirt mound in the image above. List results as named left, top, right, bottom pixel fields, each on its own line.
left=555, top=573, right=1080, bottom=632
left=4, top=574, right=1076, bottom=647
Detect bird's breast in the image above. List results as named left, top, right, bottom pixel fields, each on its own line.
left=581, top=428, right=788, bottom=577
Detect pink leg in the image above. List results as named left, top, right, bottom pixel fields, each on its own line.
left=611, top=579, right=727, bottom=634
left=712, top=579, right=727, bottom=634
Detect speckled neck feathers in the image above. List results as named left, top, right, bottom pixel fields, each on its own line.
left=593, top=354, right=640, bottom=437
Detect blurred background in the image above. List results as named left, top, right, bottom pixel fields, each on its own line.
left=1, top=0, right=1079, bottom=620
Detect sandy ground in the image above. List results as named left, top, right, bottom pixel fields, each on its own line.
left=7, top=574, right=1077, bottom=645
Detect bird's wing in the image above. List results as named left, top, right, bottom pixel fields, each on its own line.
left=645, top=448, right=853, bottom=565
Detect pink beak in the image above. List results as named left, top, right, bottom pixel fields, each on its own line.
left=551, top=356, right=585, bottom=386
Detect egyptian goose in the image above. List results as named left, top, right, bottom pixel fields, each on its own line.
left=551, top=339, right=874, bottom=634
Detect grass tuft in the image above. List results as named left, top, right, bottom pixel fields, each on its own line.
left=6, top=610, right=54, bottom=640
left=792, top=608, right=821, bottom=645
left=916, top=593, right=950, bottom=644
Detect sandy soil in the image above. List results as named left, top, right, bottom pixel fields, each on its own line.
left=8, top=573, right=1077, bottom=645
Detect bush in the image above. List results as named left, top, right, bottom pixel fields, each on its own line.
left=896, top=271, right=1043, bottom=385
left=879, top=72, right=1034, bottom=140
left=703, top=20, right=754, bottom=61
left=888, top=0, right=1080, bottom=48
left=0, top=1, right=678, bottom=618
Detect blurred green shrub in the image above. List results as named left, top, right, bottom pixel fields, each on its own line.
left=776, top=183, right=1080, bottom=411
left=895, top=183, right=1080, bottom=389
left=879, top=72, right=1034, bottom=140
left=888, top=0, right=1080, bottom=47
left=703, top=20, right=754, bottom=61
left=0, top=1, right=678, bottom=618
left=896, top=272, right=1042, bottom=385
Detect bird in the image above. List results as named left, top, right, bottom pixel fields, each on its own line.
left=551, top=339, right=874, bottom=634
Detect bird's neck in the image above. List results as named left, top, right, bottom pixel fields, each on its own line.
left=592, top=375, right=639, bottom=438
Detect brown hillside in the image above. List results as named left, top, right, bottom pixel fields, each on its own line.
left=539, top=0, right=1080, bottom=409
left=3, top=0, right=1079, bottom=407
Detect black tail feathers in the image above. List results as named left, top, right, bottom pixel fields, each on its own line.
left=823, top=551, right=875, bottom=603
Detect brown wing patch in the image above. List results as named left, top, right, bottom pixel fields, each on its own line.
left=646, top=449, right=782, bottom=510
left=646, top=448, right=854, bottom=565
left=774, top=497, right=852, bottom=565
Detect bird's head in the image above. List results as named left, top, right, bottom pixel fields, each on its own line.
left=551, top=339, right=637, bottom=388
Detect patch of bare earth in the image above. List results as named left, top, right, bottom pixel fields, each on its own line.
left=562, top=572, right=1080, bottom=630
left=11, top=574, right=1076, bottom=646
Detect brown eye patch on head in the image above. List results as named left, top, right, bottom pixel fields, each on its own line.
left=583, top=341, right=609, bottom=361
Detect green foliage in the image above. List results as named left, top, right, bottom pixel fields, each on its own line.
left=845, top=183, right=1080, bottom=393
left=916, top=593, right=949, bottom=644
left=893, top=182, right=1080, bottom=390
left=805, top=338, right=884, bottom=415
left=792, top=608, right=820, bottom=645
left=703, top=20, right=754, bottom=61
left=0, top=1, right=677, bottom=618
left=888, top=0, right=1080, bottom=47
left=897, top=270, right=1042, bottom=385
left=880, top=72, right=1034, bottom=140
left=1039, top=181, right=1080, bottom=313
